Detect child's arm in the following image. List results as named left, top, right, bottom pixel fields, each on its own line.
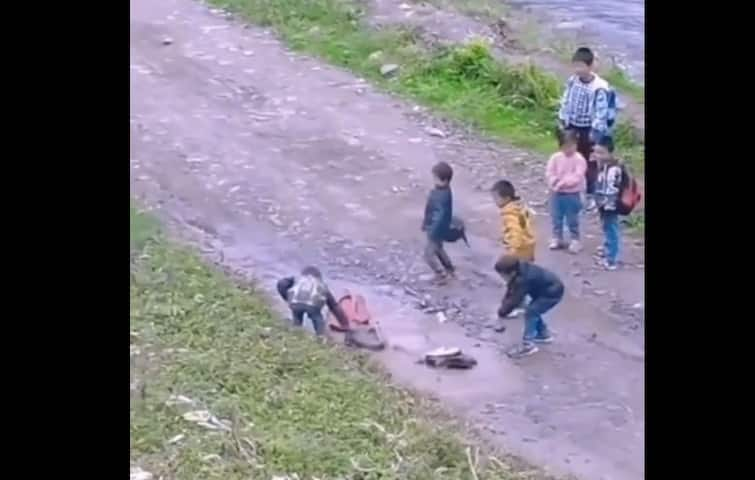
left=557, top=78, right=573, bottom=126
left=501, top=210, right=525, bottom=252
left=276, top=277, right=295, bottom=302
left=591, top=89, right=609, bottom=140
left=545, top=154, right=560, bottom=190
left=325, top=291, right=350, bottom=330
left=556, top=154, right=587, bottom=190
left=497, top=276, right=527, bottom=319
left=426, top=192, right=447, bottom=240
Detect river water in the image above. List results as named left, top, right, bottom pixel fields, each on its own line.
left=508, top=0, right=645, bottom=83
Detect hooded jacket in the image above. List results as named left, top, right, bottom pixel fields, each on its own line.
left=500, top=199, right=536, bottom=261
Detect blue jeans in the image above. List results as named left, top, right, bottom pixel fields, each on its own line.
left=600, top=210, right=620, bottom=265
left=290, top=303, right=326, bottom=335
left=523, top=288, right=564, bottom=341
left=551, top=192, right=582, bottom=241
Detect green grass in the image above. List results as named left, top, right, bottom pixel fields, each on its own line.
left=209, top=0, right=644, bottom=176
left=603, top=67, right=644, bottom=104
left=130, top=208, right=530, bottom=479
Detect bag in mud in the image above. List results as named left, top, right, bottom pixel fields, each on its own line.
left=443, top=216, right=470, bottom=247
left=329, top=292, right=385, bottom=351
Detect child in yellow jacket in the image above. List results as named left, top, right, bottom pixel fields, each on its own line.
left=491, top=180, right=536, bottom=261
left=491, top=180, right=536, bottom=318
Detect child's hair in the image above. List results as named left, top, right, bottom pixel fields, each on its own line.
left=301, top=266, right=323, bottom=279
left=596, top=135, right=615, bottom=153
left=432, top=161, right=454, bottom=182
left=494, top=255, right=520, bottom=274
left=559, top=128, right=579, bottom=147
left=572, top=47, right=595, bottom=66
left=491, top=179, right=519, bottom=200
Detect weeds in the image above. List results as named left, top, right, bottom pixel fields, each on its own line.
left=603, top=66, right=644, bottom=104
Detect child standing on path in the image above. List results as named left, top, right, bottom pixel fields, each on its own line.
left=547, top=129, right=587, bottom=253
left=494, top=255, right=565, bottom=359
left=557, top=47, right=614, bottom=210
left=593, top=137, right=623, bottom=270
left=421, top=161, right=455, bottom=283
left=491, top=179, right=536, bottom=318
left=491, top=179, right=536, bottom=262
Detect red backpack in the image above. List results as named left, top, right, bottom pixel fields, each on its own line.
left=617, top=165, right=642, bottom=215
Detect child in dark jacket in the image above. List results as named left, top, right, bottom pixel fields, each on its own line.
left=494, top=255, right=565, bottom=358
left=276, top=266, right=350, bottom=335
left=593, top=136, right=623, bottom=270
left=421, top=161, right=455, bottom=282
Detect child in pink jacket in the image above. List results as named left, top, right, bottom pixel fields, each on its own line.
left=546, top=129, right=587, bottom=253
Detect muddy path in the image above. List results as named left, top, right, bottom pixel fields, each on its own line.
left=130, top=1, right=644, bottom=479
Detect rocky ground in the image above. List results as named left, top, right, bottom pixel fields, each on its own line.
left=130, top=0, right=645, bottom=479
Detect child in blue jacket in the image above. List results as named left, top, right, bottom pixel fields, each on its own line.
left=421, top=161, right=455, bottom=282
left=494, top=255, right=565, bottom=358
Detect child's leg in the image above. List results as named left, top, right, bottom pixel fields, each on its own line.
left=435, top=241, right=455, bottom=273
left=290, top=305, right=306, bottom=327
left=564, top=193, right=582, bottom=241
left=306, top=307, right=326, bottom=335
left=601, top=212, right=620, bottom=266
left=550, top=193, right=565, bottom=242
left=526, top=290, right=564, bottom=341
left=423, top=238, right=445, bottom=274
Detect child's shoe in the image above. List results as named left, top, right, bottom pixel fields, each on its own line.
left=567, top=240, right=582, bottom=254
left=602, top=260, right=618, bottom=271
left=506, top=341, right=539, bottom=359
left=548, top=238, right=564, bottom=250
left=506, top=308, right=525, bottom=318
left=532, top=333, right=554, bottom=344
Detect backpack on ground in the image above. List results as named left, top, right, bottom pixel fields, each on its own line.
left=616, top=165, right=641, bottom=215
left=329, top=291, right=386, bottom=351
left=444, top=216, right=470, bottom=247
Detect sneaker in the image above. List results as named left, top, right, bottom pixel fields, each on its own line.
left=567, top=240, right=582, bottom=254
left=602, top=260, right=618, bottom=271
left=585, top=198, right=597, bottom=212
left=506, top=342, right=539, bottom=359
left=549, top=239, right=564, bottom=250
left=532, top=334, right=554, bottom=344
left=506, top=308, right=525, bottom=318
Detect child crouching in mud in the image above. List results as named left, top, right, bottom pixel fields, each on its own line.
left=494, top=255, right=564, bottom=358
left=276, top=266, right=350, bottom=336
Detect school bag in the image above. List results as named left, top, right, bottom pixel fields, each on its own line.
left=616, top=165, right=641, bottom=215
left=444, top=216, right=470, bottom=246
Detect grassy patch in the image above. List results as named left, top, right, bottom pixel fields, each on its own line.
left=210, top=0, right=644, bottom=174
left=603, top=67, right=644, bottom=104
left=130, top=208, right=526, bottom=479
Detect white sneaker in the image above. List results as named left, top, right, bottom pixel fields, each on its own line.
left=568, top=240, right=582, bottom=254
left=506, top=308, right=525, bottom=318
left=548, top=239, right=563, bottom=250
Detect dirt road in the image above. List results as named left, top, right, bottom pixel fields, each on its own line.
left=130, top=1, right=644, bottom=479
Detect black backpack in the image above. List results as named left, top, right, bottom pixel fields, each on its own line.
left=444, top=216, right=470, bottom=246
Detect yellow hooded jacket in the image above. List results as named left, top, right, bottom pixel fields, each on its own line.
left=500, top=200, right=536, bottom=261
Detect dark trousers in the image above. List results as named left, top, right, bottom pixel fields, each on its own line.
left=290, top=303, right=326, bottom=335
left=570, top=125, right=598, bottom=195
left=424, top=237, right=454, bottom=274
left=523, top=287, right=564, bottom=341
